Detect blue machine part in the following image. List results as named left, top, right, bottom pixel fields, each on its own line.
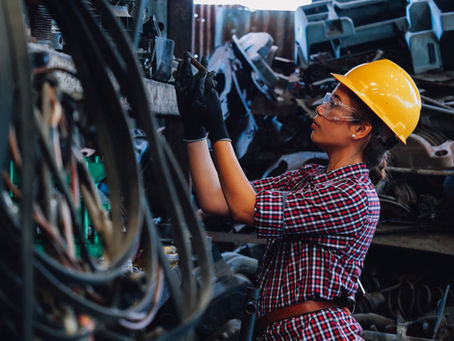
left=294, top=0, right=454, bottom=74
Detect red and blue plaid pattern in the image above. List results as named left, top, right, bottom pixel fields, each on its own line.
left=252, top=163, right=379, bottom=340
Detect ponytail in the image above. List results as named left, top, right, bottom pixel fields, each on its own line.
left=363, top=114, right=398, bottom=185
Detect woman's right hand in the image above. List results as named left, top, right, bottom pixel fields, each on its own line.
left=191, top=70, right=230, bottom=143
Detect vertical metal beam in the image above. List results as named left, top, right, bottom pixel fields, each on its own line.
left=166, top=0, right=194, bottom=182
left=167, top=0, right=193, bottom=57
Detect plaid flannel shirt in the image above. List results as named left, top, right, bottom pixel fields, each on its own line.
left=252, top=163, right=379, bottom=340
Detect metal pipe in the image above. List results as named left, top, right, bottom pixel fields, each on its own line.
left=422, top=103, right=454, bottom=115
left=421, top=95, right=454, bottom=110
left=187, top=52, right=207, bottom=72
left=387, top=166, right=454, bottom=176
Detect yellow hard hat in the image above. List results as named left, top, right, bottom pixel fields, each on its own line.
left=331, top=59, right=421, bottom=144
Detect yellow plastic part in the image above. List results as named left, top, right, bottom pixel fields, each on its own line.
left=331, top=59, right=421, bottom=144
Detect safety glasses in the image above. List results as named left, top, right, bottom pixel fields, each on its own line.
left=316, top=92, right=360, bottom=122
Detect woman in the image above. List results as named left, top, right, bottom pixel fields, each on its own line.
left=174, top=57, right=421, bottom=340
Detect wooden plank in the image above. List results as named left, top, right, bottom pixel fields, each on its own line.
left=143, top=78, right=180, bottom=116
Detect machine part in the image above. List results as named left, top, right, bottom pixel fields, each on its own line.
left=396, top=321, right=408, bottom=341
left=416, top=284, right=433, bottom=315
left=152, top=36, right=175, bottom=82
left=405, top=0, right=442, bottom=74
left=294, top=0, right=454, bottom=74
left=239, top=287, right=260, bottom=341
left=222, top=252, right=259, bottom=281
left=353, top=313, right=395, bottom=333
left=28, top=3, right=53, bottom=43
left=389, top=133, right=454, bottom=169
left=378, top=195, right=411, bottom=221
left=397, top=280, right=416, bottom=319
left=196, top=273, right=251, bottom=339
left=294, top=1, right=407, bottom=67
left=358, top=292, right=387, bottom=313
left=232, top=33, right=278, bottom=101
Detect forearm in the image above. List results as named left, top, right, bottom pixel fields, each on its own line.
left=212, top=141, right=256, bottom=225
left=186, top=140, right=230, bottom=215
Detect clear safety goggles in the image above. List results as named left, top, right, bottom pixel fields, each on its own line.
left=316, top=92, right=360, bottom=122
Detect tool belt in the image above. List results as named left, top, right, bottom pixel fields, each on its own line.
left=255, top=300, right=350, bottom=336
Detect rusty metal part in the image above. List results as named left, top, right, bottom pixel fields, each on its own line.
left=397, top=280, right=416, bottom=318
left=416, top=284, right=432, bottom=315
left=187, top=52, right=207, bottom=72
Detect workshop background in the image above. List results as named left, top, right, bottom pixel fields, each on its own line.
left=0, top=0, right=453, bottom=340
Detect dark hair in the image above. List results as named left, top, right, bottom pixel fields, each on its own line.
left=348, top=89, right=398, bottom=185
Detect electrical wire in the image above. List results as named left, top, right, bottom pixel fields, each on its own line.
left=0, top=0, right=214, bottom=339
left=0, top=1, right=35, bottom=340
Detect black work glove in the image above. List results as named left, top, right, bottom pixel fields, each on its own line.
left=174, top=53, right=207, bottom=142
left=191, top=70, right=230, bottom=144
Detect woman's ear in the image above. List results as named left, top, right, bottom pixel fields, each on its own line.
left=352, top=121, right=372, bottom=140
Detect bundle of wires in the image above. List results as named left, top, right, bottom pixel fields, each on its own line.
left=0, top=1, right=213, bottom=340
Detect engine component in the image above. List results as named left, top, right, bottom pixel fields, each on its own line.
left=294, top=0, right=454, bottom=74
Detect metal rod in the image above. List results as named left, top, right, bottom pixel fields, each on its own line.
left=422, top=103, right=454, bottom=115
left=387, top=166, right=454, bottom=176
left=421, top=94, right=454, bottom=110
left=187, top=52, right=207, bottom=72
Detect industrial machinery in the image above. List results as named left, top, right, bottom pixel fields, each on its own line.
left=1, top=0, right=453, bottom=340
left=0, top=1, right=214, bottom=340
left=206, top=1, right=454, bottom=340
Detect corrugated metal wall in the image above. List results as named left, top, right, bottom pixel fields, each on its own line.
left=193, top=4, right=294, bottom=61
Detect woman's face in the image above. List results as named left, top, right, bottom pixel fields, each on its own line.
left=311, top=84, right=361, bottom=151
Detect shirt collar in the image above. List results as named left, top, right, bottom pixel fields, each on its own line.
left=311, top=163, right=369, bottom=184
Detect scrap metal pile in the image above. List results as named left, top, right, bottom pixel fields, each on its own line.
left=204, top=1, right=454, bottom=340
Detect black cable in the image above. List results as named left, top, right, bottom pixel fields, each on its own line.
left=0, top=3, right=15, bottom=174
left=49, top=0, right=143, bottom=266
left=37, top=0, right=143, bottom=279
left=1, top=0, right=215, bottom=339
left=88, top=0, right=214, bottom=329
left=91, top=0, right=213, bottom=316
left=2, top=1, right=36, bottom=340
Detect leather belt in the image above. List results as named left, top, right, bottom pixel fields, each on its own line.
left=255, top=300, right=350, bottom=336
